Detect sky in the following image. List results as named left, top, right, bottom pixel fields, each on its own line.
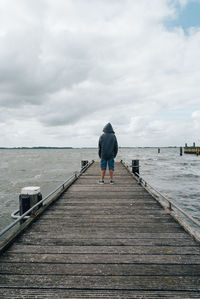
left=0, top=0, right=200, bottom=147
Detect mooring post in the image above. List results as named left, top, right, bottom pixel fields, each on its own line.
left=19, top=186, right=42, bottom=224
left=132, top=160, right=139, bottom=175
left=158, top=148, right=160, bottom=154
left=81, top=160, right=88, bottom=169
left=180, top=147, right=183, bottom=156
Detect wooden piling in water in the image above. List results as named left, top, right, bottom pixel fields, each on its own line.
left=0, top=161, right=200, bottom=298
left=180, top=146, right=183, bottom=156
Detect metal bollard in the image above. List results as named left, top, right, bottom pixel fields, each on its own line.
left=132, top=160, right=139, bottom=175
left=19, top=186, right=42, bottom=224
left=180, top=147, right=183, bottom=156
left=81, top=160, right=88, bottom=169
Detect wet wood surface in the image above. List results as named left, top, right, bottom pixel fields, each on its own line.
left=0, top=161, right=200, bottom=298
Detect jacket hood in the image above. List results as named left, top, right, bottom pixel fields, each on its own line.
left=103, top=123, right=115, bottom=134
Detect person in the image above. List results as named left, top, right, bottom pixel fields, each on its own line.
left=98, top=122, right=118, bottom=184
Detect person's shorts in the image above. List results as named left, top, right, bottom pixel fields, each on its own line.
left=100, top=158, right=114, bottom=171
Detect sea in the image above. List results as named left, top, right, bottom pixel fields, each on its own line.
left=0, top=148, right=200, bottom=235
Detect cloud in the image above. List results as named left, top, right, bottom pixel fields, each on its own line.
left=192, top=110, right=200, bottom=132
left=0, top=0, right=200, bottom=147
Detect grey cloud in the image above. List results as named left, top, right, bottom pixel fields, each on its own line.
left=0, top=29, right=94, bottom=108
left=0, top=94, right=46, bottom=108
left=38, top=88, right=107, bottom=127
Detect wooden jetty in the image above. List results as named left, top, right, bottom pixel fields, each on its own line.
left=184, top=143, right=200, bottom=155
left=0, top=161, right=200, bottom=298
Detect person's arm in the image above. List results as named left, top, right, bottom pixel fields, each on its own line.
left=114, top=136, right=118, bottom=158
left=98, top=137, right=102, bottom=158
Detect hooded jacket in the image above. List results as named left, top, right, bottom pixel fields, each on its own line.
left=98, top=123, right=118, bottom=160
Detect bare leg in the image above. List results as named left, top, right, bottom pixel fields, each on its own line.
left=101, top=170, right=106, bottom=181
left=109, top=170, right=114, bottom=181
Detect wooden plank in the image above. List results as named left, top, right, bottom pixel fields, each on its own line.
left=7, top=244, right=200, bottom=255
left=54, top=199, right=159, bottom=204
left=15, top=236, right=198, bottom=247
left=68, top=186, right=145, bottom=192
left=21, top=226, right=184, bottom=234
left=50, top=204, right=162, bottom=210
left=31, top=221, right=181, bottom=227
left=35, top=215, right=178, bottom=222
left=54, top=198, right=158, bottom=204
left=25, top=222, right=181, bottom=229
left=41, top=209, right=170, bottom=215
left=1, top=252, right=200, bottom=264
left=0, top=289, right=200, bottom=299
left=75, top=180, right=137, bottom=185
left=62, top=193, right=152, bottom=199
left=39, top=214, right=177, bottom=221
left=11, top=231, right=189, bottom=239
left=1, top=262, right=200, bottom=276
left=37, top=215, right=178, bottom=222
left=0, top=274, right=200, bottom=290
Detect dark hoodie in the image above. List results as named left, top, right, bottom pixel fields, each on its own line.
left=98, top=123, right=118, bottom=160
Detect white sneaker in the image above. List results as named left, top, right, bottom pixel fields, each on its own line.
left=98, top=180, right=104, bottom=184
left=110, top=180, right=115, bottom=184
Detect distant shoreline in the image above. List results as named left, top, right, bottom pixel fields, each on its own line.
left=0, top=146, right=178, bottom=149
left=0, top=147, right=73, bottom=150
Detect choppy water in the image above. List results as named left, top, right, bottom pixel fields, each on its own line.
left=0, top=148, right=200, bottom=234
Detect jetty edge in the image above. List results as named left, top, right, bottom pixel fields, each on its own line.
left=121, top=160, right=200, bottom=244
left=0, top=160, right=200, bottom=298
left=0, top=160, right=94, bottom=254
